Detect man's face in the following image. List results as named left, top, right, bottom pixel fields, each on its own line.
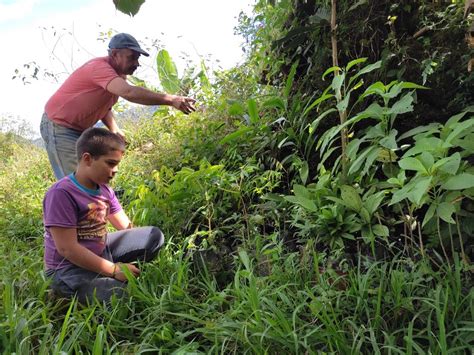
left=88, top=149, right=124, bottom=185
left=113, top=48, right=140, bottom=75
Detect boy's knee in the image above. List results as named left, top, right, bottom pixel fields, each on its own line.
left=149, top=226, right=164, bottom=249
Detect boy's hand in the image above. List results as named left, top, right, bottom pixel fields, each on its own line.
left=113, top=262, right=140, bottom=282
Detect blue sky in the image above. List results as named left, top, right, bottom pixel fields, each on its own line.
left=0, top=0, right=253, bottom=136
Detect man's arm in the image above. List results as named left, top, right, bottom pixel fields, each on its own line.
left=101, top=110, right=125, bottom=139
left=50, top=226, right=139, bottom=281
left=108, top=210, right=132, bottom=230
left=106, top=77, right=196, bottom=114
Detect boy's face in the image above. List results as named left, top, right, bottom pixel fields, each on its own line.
left=87, top=149, right=124, bottom=185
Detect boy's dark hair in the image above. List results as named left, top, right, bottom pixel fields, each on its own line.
left=76, top=127, right=125, bottom=161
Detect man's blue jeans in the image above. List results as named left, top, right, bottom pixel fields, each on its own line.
left=40, top=113, right=82, bottom=179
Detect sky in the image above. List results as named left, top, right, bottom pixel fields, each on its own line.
left=0, top=0, right=253, bottom=137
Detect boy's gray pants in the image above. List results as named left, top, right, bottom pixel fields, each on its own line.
left=46, top=226, right=164, bottom=303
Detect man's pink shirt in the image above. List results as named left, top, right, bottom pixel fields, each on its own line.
left=45, top=57, right=120, bottom=131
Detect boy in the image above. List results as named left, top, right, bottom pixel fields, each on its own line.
left=43, top=127, right=164, bottom=303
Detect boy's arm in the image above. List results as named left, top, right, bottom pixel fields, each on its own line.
left=108, top=210, right=132, bottom=230
left=50, top=226, right=116, bottom=276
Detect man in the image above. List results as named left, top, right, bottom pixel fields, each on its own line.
left=44, top=127, right=164, bottom=303
left=40, top=32, right=196, bottom=179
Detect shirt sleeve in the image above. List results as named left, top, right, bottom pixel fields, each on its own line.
left=104, top=185, right=123, bottom=215
left=43, top=188, right=79, bottom=228
left=90, top=60, right=119, bottom=90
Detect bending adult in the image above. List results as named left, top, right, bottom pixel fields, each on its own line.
left=40, top=32, right=196, bottom=179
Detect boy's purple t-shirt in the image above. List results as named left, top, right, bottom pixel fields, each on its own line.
left=43, top=174, right=122, bottom=270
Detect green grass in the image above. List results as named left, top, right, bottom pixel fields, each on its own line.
left=0, top=232, right=472, bottom=353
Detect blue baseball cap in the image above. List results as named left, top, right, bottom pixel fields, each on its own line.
left=108, top=33, right=149, bottom=57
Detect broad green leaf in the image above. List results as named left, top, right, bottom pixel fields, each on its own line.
left=336, top=93, right=350, bottom=113
left=263, top=97, right=286, bottom=111
left=238, top=249, right=251, bottom=271
left=303, top=94, right=334, bottom=116
left=300, top=162, right=309, bottom=185
left=284, top=195, right=318, bottom=212
left=356, top=60, right=382, bottom=76
left=437, top=202, right=456, bottom=224
left=458, top=134, right=474, bottom=153
left=331, top=73, right=345, bottom=94
left=444, top=107, right=474, bottom=128
left=360, top=207, right=371, bottom=224
left=444, top=118, right=474, bottom=145
left=403, top=137, right=443, bottom=157
left=361, top=81, right=386, bottom=98
left=348, top=0, right=368, bottom=12
left=372, top=224, right=389, bottom=237
left=293, top=184, right=311, bottom=200
left=284, top=61, right=298, bottom=99
left=365, top=124, right=385, bottom=139
left=345, top=57, right=368, bottom=72
left=322, top=66, right=341, bottom=80
left=359, top=102, right=384, bottom=120
left=228, top=101, right=245, bottom=116
left=156, top=49, right=180, bottom=94
left=348, top=146, right=377, bottom=175
left=422, top=202, right=437, bottom=227
left=435, top=153, right=461, bottom=175
left=113, top=0, right=145, bottom=16
left=341, top=185, right=362, bottom=212
left=309, top=108, right=337, bottom=131
left=409, top=176, right=432, bottom=205
left=419, top=152, right=434, bottom=172
left=346, top=138, right=362, bottom=160
left=198, top=60, right=211, bottom=94
left=398, top=122, right=441, bottom=140
left=128, top=75, right=147, bottom=88
left=441, top=173, right=474, bottom=190
left=219, top=127, right=252, bottom=145
left=387, top=177, right=401, bottom=186
left=247, top=99, right=259, bottom=124
left=351, top=61, right=382, bottom=85
left=386, top=92, right=414, bottom=116
left=364, top=191, right=385, bottom=215
left=262, top=193, right=285, bottom=202
left=390, top=176, right=431, bottom=205
left=362, top=146, right=381, bottom=177
left=379, top=129, right=398, bottom=150
left=399, top=157, right=427, bottom=174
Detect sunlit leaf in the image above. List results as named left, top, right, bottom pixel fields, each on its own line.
left=113, top=0, right=145, bottom=16
left=156, top=49, right=180, bottom=94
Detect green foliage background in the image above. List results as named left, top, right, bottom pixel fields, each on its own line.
left=1, top=0, right=473, bottom=352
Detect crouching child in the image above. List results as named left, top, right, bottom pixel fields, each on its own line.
left=43, top=127, right=164, bottom=303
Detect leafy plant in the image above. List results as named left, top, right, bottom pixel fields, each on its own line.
left=389, top=108, right=474, bottom=261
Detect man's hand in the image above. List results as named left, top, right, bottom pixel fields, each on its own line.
left=171, top=96, right=196, bottom=114
left=113, top=262, right=140, bottom=282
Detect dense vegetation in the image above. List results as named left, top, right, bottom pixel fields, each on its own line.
left=1, top=0, right=473, bottom=353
